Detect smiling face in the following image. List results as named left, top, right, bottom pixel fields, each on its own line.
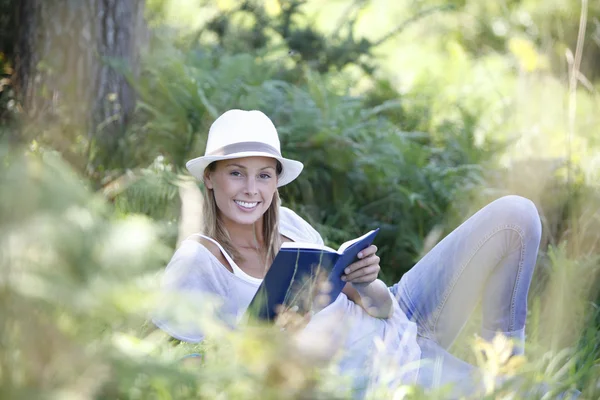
left=204, top=156, right=279, bottom=227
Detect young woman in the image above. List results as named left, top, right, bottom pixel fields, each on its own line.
left=153, top=109, right=551, bottom=397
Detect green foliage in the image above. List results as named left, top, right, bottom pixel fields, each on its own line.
left=1, top=141, right=597, bottom=399
left=0, top=0, right=16, bottom=59
left=121, top=38, right=498, bottom=281
left=0, top=146, right=157, bottom=397
left=171, top=0, right=455, bottom=77
left=418, top=0, right=600, bottom=79
left=2, top=143, right=597, bottom=398
left=0, top=50, right=16, bottom=133
left=2, top=0, right=599, bottom=398
left=0, top=145, right=347, bottom=399
left=528, top=246, right=600, bottom=398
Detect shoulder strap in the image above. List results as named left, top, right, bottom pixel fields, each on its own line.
left=187, top=233, right=262, bottom=285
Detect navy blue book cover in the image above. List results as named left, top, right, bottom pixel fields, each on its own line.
left=247, top=229, right=379, bottom=321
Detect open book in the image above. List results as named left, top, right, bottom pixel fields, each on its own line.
left=246, top=228, right=380, bottom=321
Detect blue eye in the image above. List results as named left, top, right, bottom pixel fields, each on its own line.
left=230, top=171, right=242, bottom=177
left=259, top=173, right=271, bottom=179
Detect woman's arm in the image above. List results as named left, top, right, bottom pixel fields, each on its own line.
left=340, top=245, right=394, bottom=319
left=342, top=280, right=394, bottom=319
left=153, top=240, right=221, bottom=343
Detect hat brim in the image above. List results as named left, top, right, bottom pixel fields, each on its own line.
left=186, top=151, right=304, bottom=187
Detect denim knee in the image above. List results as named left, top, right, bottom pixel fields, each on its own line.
left=488, top=195, right=542, bottom=241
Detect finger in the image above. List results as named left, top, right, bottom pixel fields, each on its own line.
left=349, top=273, right=380, bottom=283
left=345, top=254, right=380, bottom=275
left=344, top=264, right=380, bottom=282
left=357, top=245, right=378, bottom=259
left=346, top=264, right=381, bottom=280
left=345, top=254, right=379, bottom=273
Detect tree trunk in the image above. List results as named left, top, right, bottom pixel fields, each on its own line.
left=14, top=0, right=147, bottom=172
left=92, top=0, right=147, bottom=161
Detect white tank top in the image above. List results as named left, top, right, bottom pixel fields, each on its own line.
left=187, top=233, right=263, bottom=285
left=153, top=207, right=325, bottom=342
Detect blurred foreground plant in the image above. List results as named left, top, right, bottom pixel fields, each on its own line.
left=0, top=137, right=598, bottom=399
left=0, top=145, right=353, bottom=399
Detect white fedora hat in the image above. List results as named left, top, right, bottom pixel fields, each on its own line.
left=186, top=109, right=304, bottom=187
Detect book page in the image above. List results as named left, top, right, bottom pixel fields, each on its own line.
left=281, top=241, right=337, bottom=253
left=337, top=229, right=378, bottom=253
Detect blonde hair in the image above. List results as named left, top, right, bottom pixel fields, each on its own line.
left=201, top=162, right=283, bottom=268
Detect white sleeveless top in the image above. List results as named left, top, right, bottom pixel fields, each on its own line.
left=189, top=233, right=263, bottom=285
left=153, top=207, right=421, bottom=387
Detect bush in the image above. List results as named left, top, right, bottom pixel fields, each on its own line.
left=118, top=40, right=498, bottom=282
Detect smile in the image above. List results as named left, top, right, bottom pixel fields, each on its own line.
left=234, top=200, right=259, bottom=210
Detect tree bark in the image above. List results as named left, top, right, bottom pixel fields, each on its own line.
left=92, top=0, right=147, bottom=160
left=14, top=0, right=147, bottom=171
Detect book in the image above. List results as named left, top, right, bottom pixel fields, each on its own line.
left=246, top=228, right=380, bottom=321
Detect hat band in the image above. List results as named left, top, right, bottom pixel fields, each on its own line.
left=206, top=141, right=282, bottom=158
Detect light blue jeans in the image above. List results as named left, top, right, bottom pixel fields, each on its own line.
left=390, top=195, right=543, bottom=396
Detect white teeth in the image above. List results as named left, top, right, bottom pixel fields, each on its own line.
left=235, top=200, right=258, bottom=209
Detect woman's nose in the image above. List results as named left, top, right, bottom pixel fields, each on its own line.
left=245, top=177, right=258, bottom=195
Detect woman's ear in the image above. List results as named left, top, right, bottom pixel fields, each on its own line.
left=203, top=172, right=214, bottom=189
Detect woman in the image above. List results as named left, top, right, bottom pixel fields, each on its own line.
left=153, top=109, right=547, bottom=397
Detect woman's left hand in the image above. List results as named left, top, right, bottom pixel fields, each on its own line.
left=342, top=245, right=380, bottom=284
